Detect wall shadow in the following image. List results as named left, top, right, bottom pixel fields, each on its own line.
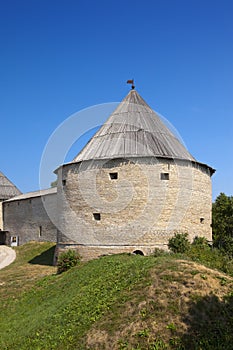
left=180, top=293, right=233, bottom=349
left=29, top=245, right=55, bottom=266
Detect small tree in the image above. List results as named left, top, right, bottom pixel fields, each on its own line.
left=50, top=179, right=58, bottom=188
left=212, top=193, right=233, bottom=259
left=212, top=193, right=233, bottom=247
left=168, top=232, right=191, bottom=254
left=57, top=249, right=81, bottom=274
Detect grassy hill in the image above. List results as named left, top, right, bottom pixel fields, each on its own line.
left=0, top=242, right=233, bottom=350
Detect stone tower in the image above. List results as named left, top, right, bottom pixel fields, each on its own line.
left=55, top=89, right=215, bottom=260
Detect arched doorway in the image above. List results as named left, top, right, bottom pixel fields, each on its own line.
left=133, top=250, right=144, bottom=256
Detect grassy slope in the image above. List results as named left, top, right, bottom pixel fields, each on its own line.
left=0, top=242, right=233, bottom=350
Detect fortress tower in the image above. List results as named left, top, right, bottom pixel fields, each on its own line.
left=55, top=88, right=215, bottom=260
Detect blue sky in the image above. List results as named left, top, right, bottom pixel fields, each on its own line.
left=0, top=0, right=232, bottom=200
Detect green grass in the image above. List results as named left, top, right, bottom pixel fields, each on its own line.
left=0, top=243, right=233, bottom=350
left=0, top=247, right=155, bottom=349
left=0, top=242, right=56, bottom=302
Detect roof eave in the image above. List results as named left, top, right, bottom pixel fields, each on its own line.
left=54, top=156, right=215, bottom=176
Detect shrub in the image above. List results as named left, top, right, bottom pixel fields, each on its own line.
left=168, top=232, right=191, bottom=254
left=57, top=249, right=81, bottom=274
left=192, top=236, right=209, bottom=246
left=153, top=248, right=170, bottom=257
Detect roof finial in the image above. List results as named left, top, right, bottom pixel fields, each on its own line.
left=126, top=79, right=135, bottom=90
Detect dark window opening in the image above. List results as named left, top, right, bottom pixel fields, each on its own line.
left=39, top=226, right=42, bottom=237
left=93, top=213, right=101, bottom=221
left=200, top=218, right=204, bottom=223
left=161, top=173, right=169, bottom=180
left=109, top=172, right=118, bottom=180
left=62, top=179, right=66, bottom=186
left=133, top=250, right=144, bottom=256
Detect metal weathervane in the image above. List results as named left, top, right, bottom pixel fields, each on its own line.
left=127, top=79, right=135, bottom=89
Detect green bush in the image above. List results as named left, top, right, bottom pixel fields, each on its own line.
left=57, top=249, right=81, bottom=274
left=192, top=236, right=209, bottom=246
left=168, top=232, right=191, bottom=254
left=153, top=248, right=170, bottom=257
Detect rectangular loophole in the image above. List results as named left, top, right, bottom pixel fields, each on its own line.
left=161, top=172, right=169, bottom=180
left=93, top=213, right=101, bottom=221
left=39, top=226, right=42, bottom=237
left=109, top=172, right=118, bottom=180
left=62, top=179, right=66, bottom=186
left=200, top=217, right=204, bottom=223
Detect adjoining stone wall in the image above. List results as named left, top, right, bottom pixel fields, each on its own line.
left=3, top=193, right=57, bottom=245
left=0, top=201, right=3, bottom=230
left=56, top=157, right=213, bottom=260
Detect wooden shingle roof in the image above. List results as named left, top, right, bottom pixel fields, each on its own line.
left=4, top=187, right=57, bottom=202
left=0, top=172, right=21, bottom=200
left=73, top=89, right=196, bottom=163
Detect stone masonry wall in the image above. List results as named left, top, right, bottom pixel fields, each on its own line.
left=3, top=193, right=57, bottom=245
left=0, top=201, right=3, bottom=230
left=57, top=157, right=212, bottom=260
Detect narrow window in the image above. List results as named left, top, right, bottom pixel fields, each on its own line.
left=161, top=173, right=169, bottom=180
left=200, top=218, right=204, bottom=224
left=93, top=213, right=101, bottom=221
left=39, top=226, right=42, bottom=237
left=62, top=179, right=66, bottom=186
left=109, top=172, right=118, bottom=180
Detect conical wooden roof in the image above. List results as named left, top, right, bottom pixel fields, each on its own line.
left=0, top=172, right=21, bottom=200
left=74, top=89, right=196, bottom=163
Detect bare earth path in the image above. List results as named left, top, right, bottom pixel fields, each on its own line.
left=0, top=246, right=16, bottom=269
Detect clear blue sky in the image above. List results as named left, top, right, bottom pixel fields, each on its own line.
left=0, top=0, right=232, bottom=200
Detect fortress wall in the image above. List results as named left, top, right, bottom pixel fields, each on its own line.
left=3, top=193, right=57, bottom=245
left=0, top=201, right=3, bottom=230
left=56, top=157, right=212, bottom=260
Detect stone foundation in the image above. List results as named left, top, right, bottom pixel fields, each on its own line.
left=55, top=243, right=169, bottom=262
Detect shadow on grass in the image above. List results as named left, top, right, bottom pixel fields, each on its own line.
left=29, top=246, right=55, bottom=266
left=181, top=293, right=233, bottom=349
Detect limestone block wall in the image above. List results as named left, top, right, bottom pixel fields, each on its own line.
left=56, top=157, right=212, bottom=260
left=0, top=201, right=3, bottom=230
left=3, top=193, right=57, bottom=245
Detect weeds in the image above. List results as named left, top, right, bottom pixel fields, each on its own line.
left=57, top=249, right=81, bottom=274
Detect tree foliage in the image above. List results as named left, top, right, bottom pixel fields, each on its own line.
left=212, top=193, right=233, bottom=257
left=50, top=179, right=58, bottom=188
left=168, top=232, right=191, bottom=253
